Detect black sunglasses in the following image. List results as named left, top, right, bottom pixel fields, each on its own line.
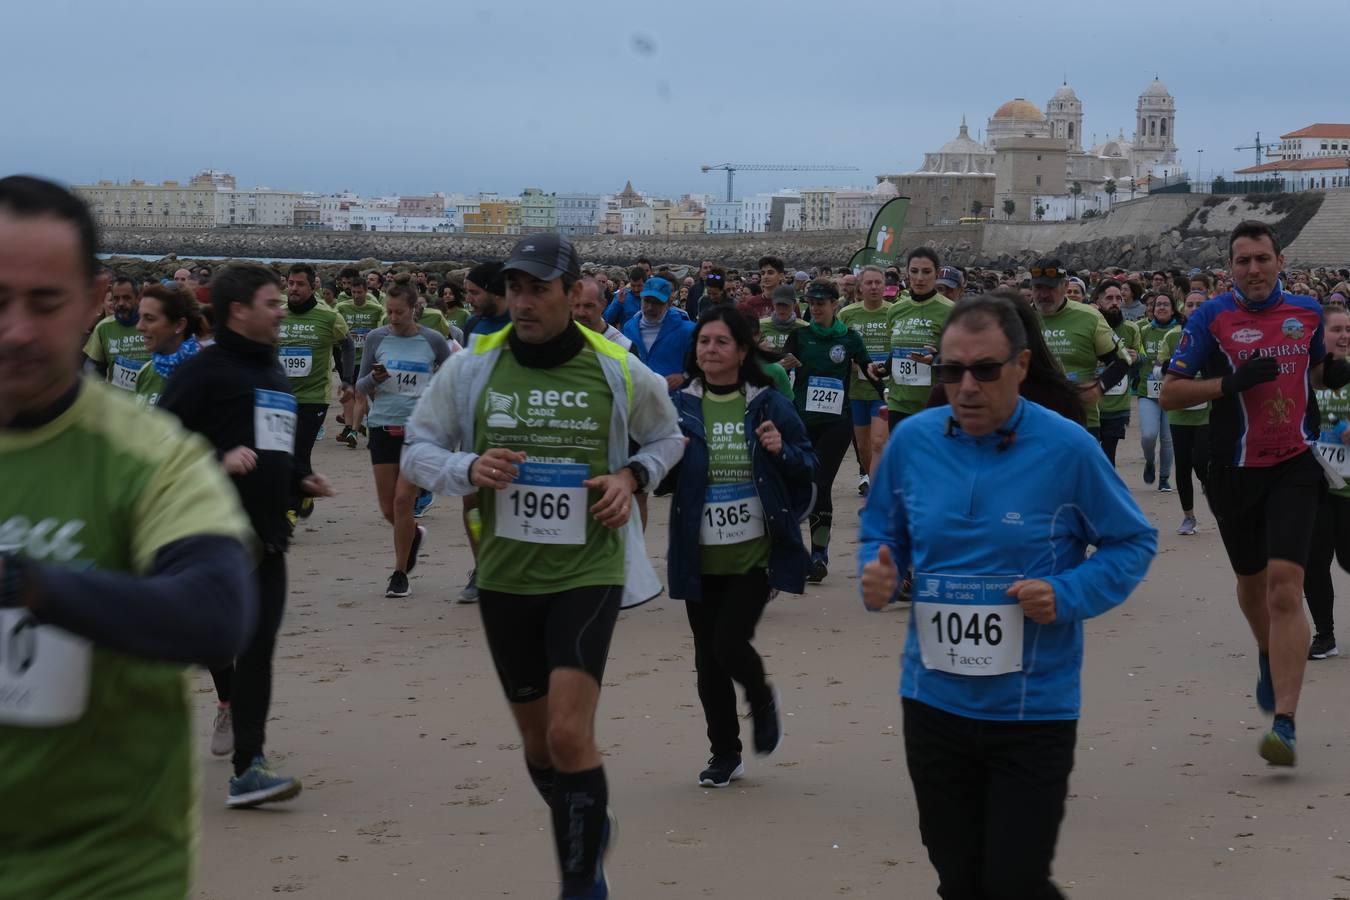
left=932, top=351, right=1020, bottom=384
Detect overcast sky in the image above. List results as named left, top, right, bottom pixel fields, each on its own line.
left=5, top=0, right=1344, bottom=200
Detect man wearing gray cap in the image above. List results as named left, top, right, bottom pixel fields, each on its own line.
left=402, top=233, right=683, bottom=900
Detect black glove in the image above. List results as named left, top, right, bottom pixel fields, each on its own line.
left=1323, top=357, right=1350, bottom=390
left=1220, top=356, right=1280, bottom=395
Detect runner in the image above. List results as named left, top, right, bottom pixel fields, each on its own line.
left=1028, top=257, right=1130, bottom=440
left=666, top=306, right=815, bottom=787
left=743, top=315, right=795, bottom=399
left=356, top=281, right=456, bottom=597
left=82, top=273, right=152, bottom=391
left=758, top=286, right=808, bottom=353
left=278, top=263, right=352, bottom=525
left=1165, top=290, right=1211, bottom=536
left=572, top=275, right=633, bottom=351
left=334, top=279, right=385, bottom=449
left=866, top=249, right=955, bottom=457
left=782, top=278, right=883, bottom=583
left=133, top=283, right=205, bottom=408
left=401, top=233, right=683, bottom=899
left=0, top=175, right=256, bottom=896
left=860, top=292, right=1155, bottom=900
left=1092, top=280, right=1141, bottom=467
left=934, top=266, right=965, bottom=303
left=1136, top=292, right=1180, bottom=490
left=441, top=282, right=471, bottom=332
left=1305, top=300, right=1350, bottom=660
left=602, top=266, right=647, bottom=329
left=619, top=274, right=694, bottom=392
left=838, top=265, right=892, bottom=495
left=737, top=256, right=781, bottom=321
left=695, top=267, right=733, bottom=319
left=1161, top=219, right=1350, bottom=767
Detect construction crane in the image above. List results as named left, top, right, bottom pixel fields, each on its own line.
left=700, top=163, right=861, bottom=202
left=1234, top=132, right=1267, bottom=166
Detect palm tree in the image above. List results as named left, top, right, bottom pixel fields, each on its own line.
left=970, top=200, right=984, bottom=217
left=1035, top=204, right=1046, bottom=221
left=1103, top=179, right=1117, bottom=207
left=1002, top=199, right=1015, bottom=220
left=1069, top=182, right=1083, bottom=219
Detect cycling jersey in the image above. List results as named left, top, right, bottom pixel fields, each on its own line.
left=1167, top=290, right=1324, bottom=467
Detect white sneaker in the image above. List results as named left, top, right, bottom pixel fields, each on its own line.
left=210, top=706, right=233, bottom=757
left=857, top=473, right=870, bottom=496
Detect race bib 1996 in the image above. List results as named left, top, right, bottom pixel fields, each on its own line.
left=0, top=609, right=93, bottom=727
left=891, top=347, right=931, bottom=387
left=805, top=376, right=845, bottom=415
left=913, top=572, right=1025, bottom=677
left=280, top=347, right=313, bottom=378
left=254, top=388, right=298, bottom=454
left=495, top=461, right=588, bottom=545
left=385, top=358, right=432, bottom=397
left=111, top=357, right=140, bottom=391
left=700, top=482, right=765, bottom=546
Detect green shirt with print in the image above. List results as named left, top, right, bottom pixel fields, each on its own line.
left=445, top=305, right=471, bottom=331
left=82, top=316, right=152, bottom=392
left=334, top=298, right=386, bottom=366
left=759, top=315, right=807, bottom=353
left=277, top=301, right=351, bottom=404
left=474, top=341, right=623, bottom=594
left=1162, top=328, right=1211, bottom=428
left=699, top=391, right=771, bottom=575
left=838, top=300, right=893, bottom=401
left=1037, top=299, right=1124, bottom=429
left=133, top=362, right=167, bottom=408
left=783, top=321, right=874, bottom=428
left=884, top=294, right=954, bottom=416
left=1100, top=319, right=1141, bottom=416
left=0, top=380, right=250, bottom=900
left=418, top=307, right=452, bottom=338
left=1136, top=321, right=1181, bottom=399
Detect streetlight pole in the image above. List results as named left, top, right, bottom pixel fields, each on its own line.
left=1197, top=149, right=1204, bottom=189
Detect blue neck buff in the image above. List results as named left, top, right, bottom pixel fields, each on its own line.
left=114, top=309, right=139, bottom=327
left=1232, top=278, right=1284, bottom=311
left=152, top=334, right=200, bottom=378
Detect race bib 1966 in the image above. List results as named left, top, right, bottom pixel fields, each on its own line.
left=891, top=347, right=932, bottom=387
left=700, top=482, right=765, bottom=546
left=805, top=376, right=845, bottom=415
left=913, top=573, right=1025, bottom=677
left=495, top=461, right=588, bottom=545
left=280, top=347, right=313, bottom=378
left=0, top=609, right=93, bottom=727
left=254, top=388, right=297, bottom=454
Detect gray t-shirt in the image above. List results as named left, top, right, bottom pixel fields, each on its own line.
left=356, top=326, right=454, bottom=426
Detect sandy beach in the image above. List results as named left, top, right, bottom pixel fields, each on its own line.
left=192, top=399, right=1350, bottom=899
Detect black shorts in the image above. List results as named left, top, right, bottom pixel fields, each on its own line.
left=1097, top=412, right=1128, bottom=441
left=368, top=425, right=405, bottom=466
left=1206, top=450, right=1325, bottom=575
left=478, top=585, right=622, bottom=703
left=887, top=411, right=911, bottom=435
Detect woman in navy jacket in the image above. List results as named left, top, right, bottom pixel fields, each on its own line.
left=665, top=306, right=817, bottom=789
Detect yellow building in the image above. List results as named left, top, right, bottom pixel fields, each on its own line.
left=76, top=179, right=216, bottom=228
left=479, top=200, right=521, bottom=235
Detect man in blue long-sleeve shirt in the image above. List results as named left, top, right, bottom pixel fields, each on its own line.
left=859, top=293, right=1156, bottom=900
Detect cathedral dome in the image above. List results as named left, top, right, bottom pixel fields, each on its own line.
left=992, top=98, right=1045, bottom=121
left=1051, top=83, right=1079, bottom=102
left=939, top=120, right=988, bottom=155
left=1142, top=77, right=1170, bottom=98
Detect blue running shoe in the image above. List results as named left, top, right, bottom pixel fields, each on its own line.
left=316, top=424, right=326, bottom=442
left=1259, top=714, right=1297, bottom=766
left=413, top=489, right=434, bottom=518
left=1255, top=652, right=1275, bottom=713
left=561, top=808, right=616, bottom=900
left=227, top=756, right=302, bottom=808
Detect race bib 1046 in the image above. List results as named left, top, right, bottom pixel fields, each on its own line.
left=891, top=347, right=932, bottom=387
left=700, top=482, right=765, bottom=546
left=0, top=609, right=92, bottom=727
left=254, top=388, right=297, bottom=454
left=805, top=376, right=845, bottom=415
left=279, top=347, right=313, bottom=378
left=913, top=573, right=1025, bottom=677
left=495, top=461, right=588, bottom=545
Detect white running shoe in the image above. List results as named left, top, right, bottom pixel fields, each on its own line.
left=210, top=706, right=233, bottom=757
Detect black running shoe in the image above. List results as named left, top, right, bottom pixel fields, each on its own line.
left=406, top=525, right=425, bottom=575
left=1309, top=632, right=1339, bottom=660
left=386, top=571, right=410, bottom=598
left=698, top=755, right=745, bottom=788
left=752, top=687, right=783, bottom=756
left=807, top=552, right=827, bottom=584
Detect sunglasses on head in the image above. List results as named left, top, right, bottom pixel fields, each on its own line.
left=932, top=351, right=1020, bottom=384
left=1029, top=266, right=1062, bottom=279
